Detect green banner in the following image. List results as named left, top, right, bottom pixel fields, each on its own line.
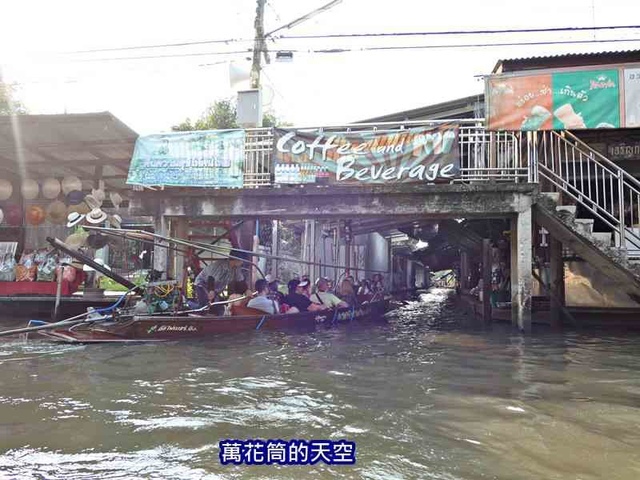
left=552, top=69, right=620, bottom=129
left=127, top=130, right=245, bottom=187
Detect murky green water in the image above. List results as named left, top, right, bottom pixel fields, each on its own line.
left=1, top=289, right=639, bottom=479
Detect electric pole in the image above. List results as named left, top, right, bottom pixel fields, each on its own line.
left=250, top=0, right=266, bottom=90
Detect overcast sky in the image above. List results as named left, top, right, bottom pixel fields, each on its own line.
left=2, top=0, right=640, bottom=133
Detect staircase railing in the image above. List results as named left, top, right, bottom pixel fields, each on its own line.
left=533, top=130, right=640, bottom=256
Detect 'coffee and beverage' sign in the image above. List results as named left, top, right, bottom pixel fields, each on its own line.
left=273, top=124, right=460, bottom=185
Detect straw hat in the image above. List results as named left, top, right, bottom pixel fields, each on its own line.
left=91, top=186, right=106, bottom=203
left=21, top=179, right=39, bottom=200
left=67, top=202, right=90, bottom=216
left=86, top=208, right=108, bottom=224
left=62, top=176, right=82, bottom=195
left=109, top=191, right=123, bottom=209
left=66, top=211, right=86, bottom=228
left=84, top=194, right=102, bottom=210
left=26, top=205, right=46, bottom=225
left=46, top=200, right=67, bottom=225
left=64, top=231, right=88, bottom=250
left=0, top=208, right=4, bottom=225
left=109, top=214, right=122, bottom=229
left=0, top=180, right=12, bottom=201
left=5, top=204, right=22, bottom=226
left=66, top=190, right=85, bottom=205
left=42, top=178, right=61, bottom=199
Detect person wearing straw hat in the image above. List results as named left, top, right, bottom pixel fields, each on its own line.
left=86, top=208, right=108, bottom=225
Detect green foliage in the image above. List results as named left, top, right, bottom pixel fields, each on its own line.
left=172, top=98, right=287, bottom=131
left=0, top=83, right=27, bottom=115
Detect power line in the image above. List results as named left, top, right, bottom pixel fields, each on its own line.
left=69, top=24, right=640, bottom=54
left=69, top=36, right=640, bottom=62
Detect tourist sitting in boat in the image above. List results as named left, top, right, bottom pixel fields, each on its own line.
left=358, top=279, right=372, bottom=296
left=228, top=279, right=251, bottom=315
left=284, top=279, right=326, bottom=313
left=337, top=278, right=358, bottom=306
left=372, top=273, right=385, bottom=293
left=247, top=279, right=279, bottom=314
left=267, top=278, right=285, bottom=305
left=311, top=278, right=348, bottom=308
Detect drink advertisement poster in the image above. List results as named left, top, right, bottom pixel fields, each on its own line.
left=272, top=124, right=460, bottom=185
left=487, top=68, right=621, bottom=131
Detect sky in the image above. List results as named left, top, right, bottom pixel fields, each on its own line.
left=2, top=0, right=640, bottom=134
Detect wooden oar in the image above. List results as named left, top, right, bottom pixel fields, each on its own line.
left=0, top=313, right=111, bottom=338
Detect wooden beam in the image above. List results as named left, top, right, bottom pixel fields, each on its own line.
left=482, top=238, right=492, bottom=325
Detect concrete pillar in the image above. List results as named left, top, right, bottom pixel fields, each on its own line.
left=271, top=220, right=279, bottom=278
left=511, top=208, right=533, bottom=332
left=153, top=215, right=168, bottom=277
left=482, top=238, right=492, bottom=325
left=460, top=250, right=469, bottom=290
left=549, top=235, right=565, bottom=329
left=172, top=217, right=189, bottom=285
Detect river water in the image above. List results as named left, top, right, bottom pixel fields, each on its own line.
left=0, top=288, right=639, bottom=479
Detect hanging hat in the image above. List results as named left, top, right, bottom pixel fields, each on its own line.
left=66, top=190, right=85, bottom=205
left=91, top=186, right=106, bottom=203
left=64, top=231, right=88, bottom=250
left=84, top=194, right=102, bottom=210
left=5, top=204, right=22, bottom=226
left=109, top=214, right=122, bottom=229
left=26, top=205, right=46, bottom=226
left=42, top=178, right=61, bottom=199
left=0, top=207, right=4, bottom=225
left=109, top=192, right=123, bottom=209
left=86, top=233, right=109, bottom=249
left=61, top=176, right=82, bottom=195
left=67, top=202, right=90, bottom=217
left=0, top=180, right=13, bottom=201
left=86, top=208, right=108, bottom=224
left=21, top=179, right=39, bottom=200
left=66, top=211, right=85, bottom=228
left=46, top=200, right=67, bottom=225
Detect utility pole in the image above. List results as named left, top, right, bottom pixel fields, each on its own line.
left=250, top=0, right=267, bottom=90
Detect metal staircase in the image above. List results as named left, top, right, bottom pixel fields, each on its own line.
left=534, top=130, right=640, bottom=258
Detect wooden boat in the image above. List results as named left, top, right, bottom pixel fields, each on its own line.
left=36, top=299, right=389, bottom=343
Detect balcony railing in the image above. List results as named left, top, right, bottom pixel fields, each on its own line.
left=242, top=120, right=532, bottom=188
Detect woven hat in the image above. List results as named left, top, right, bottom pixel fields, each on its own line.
left=21, top=179, right=39, bottom=200
left=91, top=186, right=106, bottom=203
left=42, top=178, right=61, bottom=199
left=109, top=191, right=123, bottom=209
left=67, top=202, right=90, bottom=216
left=109, top=214, right=122, bottom=229
left=64, top=231, right=88, bottom=250
left=66, top=190, right=85, bottom=205
left=0, top=207, right=4, bottom=225
left=5, top=204, right=22, bottom=226
left=86, top=208, right=108, bottom=224
left=84, top=194, right=102, bottom=210
left=46, top=200, right=67, bottom=225
left=66, top=211, right=85, bottom=228
left=26, top=205, right=46, bottom=225
left=61, top=176, right=82, bottom=195
left=0, top=180, right=13, bottom=201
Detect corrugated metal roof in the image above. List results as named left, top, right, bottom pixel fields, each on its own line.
left=493, top=49, right=640, bottom=73
left=0, top=112, right=138, bottom=192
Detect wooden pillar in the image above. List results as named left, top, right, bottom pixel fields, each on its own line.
left=153, top=215, right=168, bottom=278
left=310, top=220, right=317, bottom=283
left=482, top=238, right=492, bottom=325
left=511, top=208, right=533, bottom=333
left=549, top=235, right=565, bottom=329
left=172, top=217, right=189, bottom=286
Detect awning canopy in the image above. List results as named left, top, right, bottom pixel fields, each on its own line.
left=0, top=111, right=137, bottom=192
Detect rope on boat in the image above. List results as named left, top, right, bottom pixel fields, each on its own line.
left=256, top=315, right=267, bottom=330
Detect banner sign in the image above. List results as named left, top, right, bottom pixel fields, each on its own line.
left=487, top=69, right=621, bottom=131
left=624, top=67, right=640, bottom=128
left=127, top=130, right=245, bottom=187
left=273, top=124, right=460, bottom=185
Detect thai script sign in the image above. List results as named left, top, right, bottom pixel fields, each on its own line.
left=487, top=69, right=621, bottom=130
left=273, top=124, right=460, bottom=185
left=127, top=130, right=245, bottom=187
left=608, top=141, right=640, bottom=161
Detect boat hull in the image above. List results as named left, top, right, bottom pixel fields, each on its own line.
left=38, top=300, right=389, bottom=343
